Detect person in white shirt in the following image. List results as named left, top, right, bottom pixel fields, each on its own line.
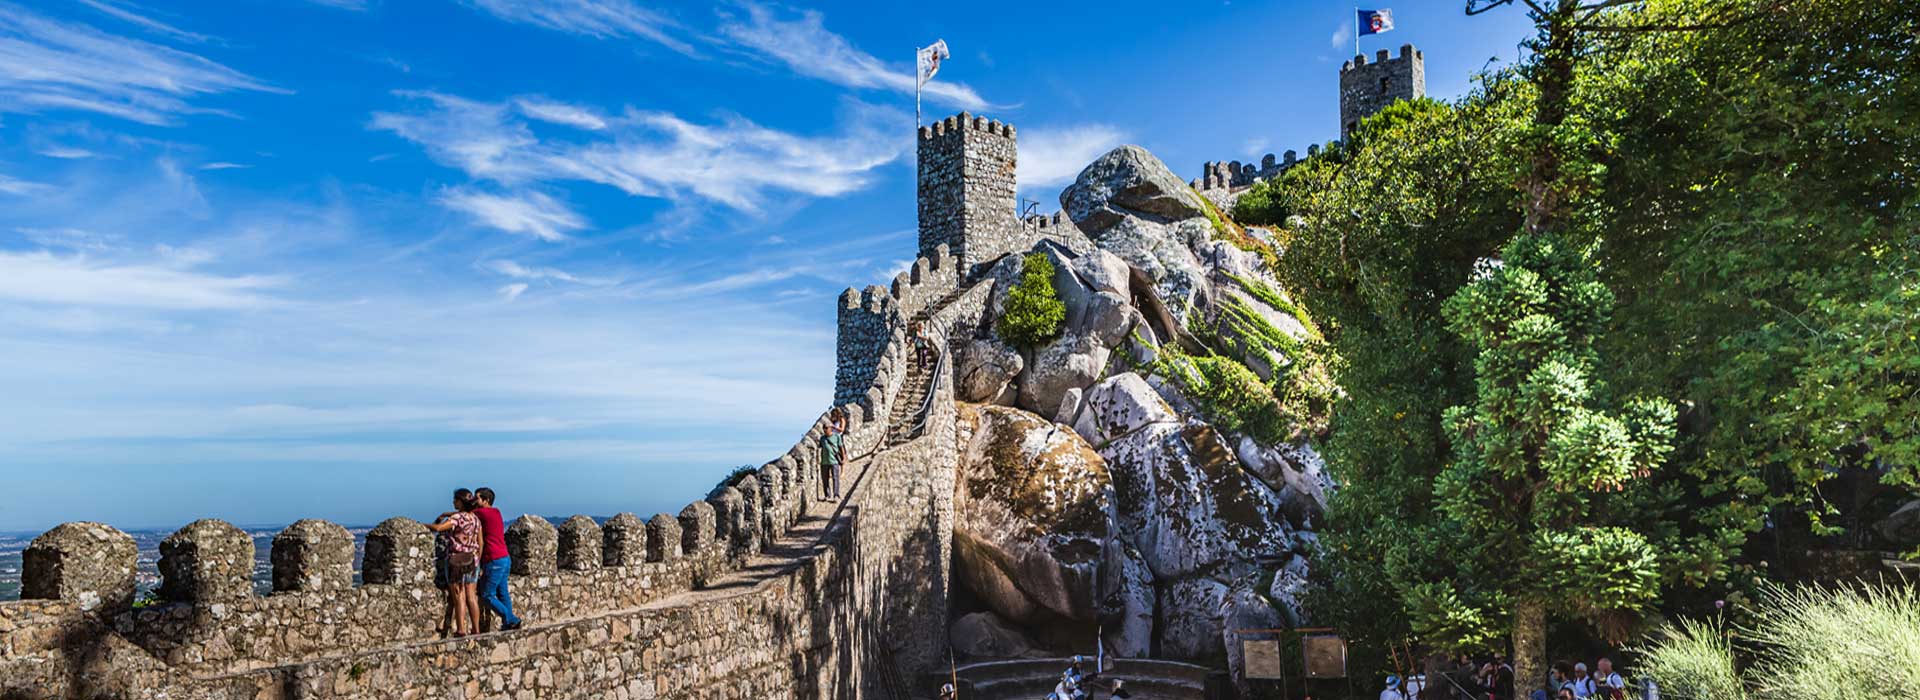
left=1380, top=675, right=1407, bottom=700
left=1594, top=658, right=1625, bottom=700
left=1569, top=663, right=1595, bottom=699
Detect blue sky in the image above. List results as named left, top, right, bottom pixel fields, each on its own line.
left=0, top=1, right=1537, bottom=532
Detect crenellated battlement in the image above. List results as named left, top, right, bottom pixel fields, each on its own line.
left=834, top=243, right=961, bottom=409
left=1190, top=140, right=1341, bottom=196
left=919, top=111, right=1021, bottom=277
left=916, top=111, right=1016, bottom=142
left=1340, top=43, right=1425, bottom=137
left=2, top=390, right=844, bottom=695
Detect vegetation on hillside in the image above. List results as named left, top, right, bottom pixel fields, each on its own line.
left=1250, top=0, right=1918, bottom=683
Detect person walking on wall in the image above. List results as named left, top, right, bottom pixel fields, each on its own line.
left=424, top=488, right=483, bottom=637
left=820, top=408, right=845, bottom=501
left=472, top=487, right=523, bottom=631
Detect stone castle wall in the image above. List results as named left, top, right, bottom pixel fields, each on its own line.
left=1, top=109, right=1033, bottom=699
left=916, top=113, right=1021, bottom=277
left=3, top=156, right=1017, bottom=700
left=1339, top=44, right=1425, bottom=137
left=0, top=273, right=987, bottom=698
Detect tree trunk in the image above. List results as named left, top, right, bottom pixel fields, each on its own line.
left=1513, top=597, right=1549, bottom=699
left=1522, top=0, right=1583, bottom=236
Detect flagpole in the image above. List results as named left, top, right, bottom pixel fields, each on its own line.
left=914, top=44, right=923, bottom=129
left=1354, top=6, right=1360, bottom=58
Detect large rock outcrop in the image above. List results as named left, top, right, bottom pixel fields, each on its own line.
left=1062, top=146, right=1219, bottom=319
left=948, top=142, right=1331, bottom=678
left=954, top=404, right=1112, bottom=624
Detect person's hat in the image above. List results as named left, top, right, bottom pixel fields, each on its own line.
left=1574, top=663, right=1588, bottom=671
left=941, top=683, right=956, bottom=695
left=1387, top=675, right=1402, bottom=688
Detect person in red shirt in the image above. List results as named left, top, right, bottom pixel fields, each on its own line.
left=471, top=487, right=522, bottom=631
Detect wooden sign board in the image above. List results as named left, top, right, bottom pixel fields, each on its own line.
left=1242, top=638, right=1285, bottom=680
left=1302, top=635, right=1348, bottom=679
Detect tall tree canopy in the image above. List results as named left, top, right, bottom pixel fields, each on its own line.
left=1242, top=0, right=1919, bottom=684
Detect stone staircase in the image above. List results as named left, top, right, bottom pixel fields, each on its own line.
left=884, top=288, right=965, bottom=447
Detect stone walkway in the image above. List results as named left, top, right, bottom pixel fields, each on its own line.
left=198, top=454, right=882, bottom=684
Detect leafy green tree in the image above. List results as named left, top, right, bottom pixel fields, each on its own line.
left=1272, top=0, right=1914, bottom=689
left=997, top=253, right=1067, bottom=349
left=1424, top=232, right=1677, bottom=685
left=1273, top=94, right=1527, bottom=680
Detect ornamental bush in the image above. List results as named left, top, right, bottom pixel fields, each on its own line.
left=997, top=252, right=1066, bottom=350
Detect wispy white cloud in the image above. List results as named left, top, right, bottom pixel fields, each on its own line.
left=77, top=0, right=210, bottom=44
left=0, top=1, right=281, bottom=125
left=515, top=97, right=607, bottom=130
left=1331, top=22, right=1351, bottom=49
left=374, top=92, right=907, bottom=211
left=484, top=258, right=592, bottom=284
left=0, top=248, right=282, bottom=310
left=198, top=161, right=250, bottom=170
left=460, top=0, right=694, bottom=55
left=301, top=0, right=370, bottom=10
left=1016, top=124, right=1126, bottom=188
left=716, top=3, right=991, bottom=111
left=0, top=173, right=54, bottom=195
left=438, top=187, right=588, bottom=241
left=37, top=146, right=100, bottom=160
left=497, top=282, right=529, bottom=301
left=14, top=227, right=122, bottom=251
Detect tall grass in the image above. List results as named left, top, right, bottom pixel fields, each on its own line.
left=1745, top=583, right=1920, bottom=700
left=1637, top=582, right=1920, bottom=700
left=1636, top=618, right=1746, bottom=700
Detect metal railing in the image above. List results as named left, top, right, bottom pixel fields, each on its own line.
left=905, top=342, right=948, bottom=442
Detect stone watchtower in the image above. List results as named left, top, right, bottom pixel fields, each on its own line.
left=918, top=112, right=1020, bottom=277
left=1339, top=44, right=1425, bottom=137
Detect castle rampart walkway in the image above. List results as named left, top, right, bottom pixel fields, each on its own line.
left=2, top=241, right=986, bottom=700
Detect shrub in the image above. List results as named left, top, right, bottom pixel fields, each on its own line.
left=1155, top=345, right=1289, bottom=444
left=1637, top=618, right=1747, bottom=700
left=997, top=253, right=1066, bottom=349
left=1193, top=187, right=1281, bottom=272
left=706, top=464, right=760, bottom=500
left=1638, top=582, right=1920, bottom=700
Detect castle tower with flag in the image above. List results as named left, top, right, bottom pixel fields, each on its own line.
left=1340, top=43, right=1426, bottom=137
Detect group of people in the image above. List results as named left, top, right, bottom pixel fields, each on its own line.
left=427, top=487, right=525, bottom=638
left=1380, top=655, right=1641, bottom=700
left=812, top=321, right=941, bottom=504
left=1543, top=658, right=1631, bottom=700
left=1046, top=656, right=1129, bottom=700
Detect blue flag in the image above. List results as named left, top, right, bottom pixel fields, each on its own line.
left=1358, top=8, right=1395, bottom=36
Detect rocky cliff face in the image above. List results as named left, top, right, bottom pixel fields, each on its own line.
left=947, top=145, right=1335, bottom=678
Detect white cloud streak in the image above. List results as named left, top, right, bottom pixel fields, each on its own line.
left=0, top=1, right=281, bottom=125
left=460, top=0, right=694, bottom=55
left=1016, top=124, right=1126, bottom=188
left=374, top=92, right=907, bottom=211
left=0, top=173, right=54, bottom=195
left=0, top=249, right=282, bottom=310
left=77, top=0, right=211, bottom=44
left=716, top=3, right=990, bottom=111
left=515, top=97, right=607, bottom=130
left=302, top=0, right=370, bottom=10
left=437, top=187, right=588, bottom=241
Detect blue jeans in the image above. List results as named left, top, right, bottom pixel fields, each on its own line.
left=478, top=557, right=519, bottom=627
